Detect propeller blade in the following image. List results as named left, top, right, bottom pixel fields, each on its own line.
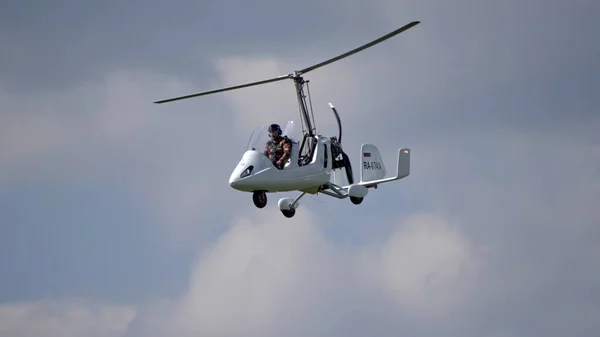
left=297, top=21, right=420, bottom=75
left=153, top=74, right=291, bottom=104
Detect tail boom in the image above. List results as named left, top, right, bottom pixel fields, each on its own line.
left=321, top=145, right=410, bottom=200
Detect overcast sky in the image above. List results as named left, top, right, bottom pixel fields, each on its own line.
left=1, top=0, right=599, bottom=336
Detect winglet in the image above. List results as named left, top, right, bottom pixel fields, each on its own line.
left=397, top=148, right=410, bottom=179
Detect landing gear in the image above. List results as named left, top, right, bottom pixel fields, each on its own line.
left=252, top=191, right=267, bottom=208
left=281, top=209, right=295, bottom=218
left=350, top=196, right=363, bottom=205
left=278, top=192, right=306, bottom=218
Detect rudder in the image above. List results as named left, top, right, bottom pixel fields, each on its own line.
left=360, top=144, right=386, bottom=183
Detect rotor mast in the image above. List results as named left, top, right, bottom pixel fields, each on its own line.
left=293, top=72, right=316, bottom=137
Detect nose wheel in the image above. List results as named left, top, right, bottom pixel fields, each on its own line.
left=252, top=191, right=267, bottom=208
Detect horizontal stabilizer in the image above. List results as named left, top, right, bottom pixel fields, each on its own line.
left=323, top=147, right=410, bottom=200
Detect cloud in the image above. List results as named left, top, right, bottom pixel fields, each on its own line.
left=116, top=209, right=479, bottom=337
left=0, top=70, right=196, bottom=185
left=3, top=209, right=482, bottom=337
left=378, top=213, right=477, bottom=317
left=0, top=299, right=135, bottom=337
left=3, top=1, right=600, bottom=336
left=211, top=54, right=366, bottom=137
left=0, top=69, right=249, bottom=245
left=6, top=189, right=597, bottom=337
left=0, top=113, right=65, bottom=171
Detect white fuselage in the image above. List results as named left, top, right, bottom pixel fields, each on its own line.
left=229, top=136, right=332, bottom=193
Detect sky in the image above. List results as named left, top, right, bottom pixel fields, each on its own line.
left=1, top=0, right=599, bottom=336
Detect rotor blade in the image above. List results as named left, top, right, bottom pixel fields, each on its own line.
left=153, top=74, right=291, bottom=104
left=297, top=21, right=420, bottom=75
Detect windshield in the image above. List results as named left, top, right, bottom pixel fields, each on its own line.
left=246, top=125, right=268, bottom=151
left=282, top=120, right=301, bottom=142
left=245, top=120, right=300, bottom=152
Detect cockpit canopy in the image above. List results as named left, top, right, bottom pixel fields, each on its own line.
left=245, top=120, right=321, bottom=168
left=245, top=120, right=300, bottom=152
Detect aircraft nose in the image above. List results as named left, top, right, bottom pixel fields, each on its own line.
left=229, top=169, right=247, bottom=190
left=229, top=173, right=239, bottom=189
left=229, top=151, right=261, bottom=191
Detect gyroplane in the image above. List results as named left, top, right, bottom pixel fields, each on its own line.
left=153, top=21, right=420, bottom=218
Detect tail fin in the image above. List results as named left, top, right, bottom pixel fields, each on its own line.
left=358, top=145, right=410, bottom=188
left=360, top=144, right=387, bottom=183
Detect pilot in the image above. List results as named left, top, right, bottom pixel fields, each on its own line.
left=264, top=123, right=291, bottom=170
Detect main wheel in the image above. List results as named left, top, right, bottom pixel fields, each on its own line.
left=281, top=209, right=295, bottom=218
left=350, top=196, right=363, bottom=205
left=253, top=191, right=267, bottom=208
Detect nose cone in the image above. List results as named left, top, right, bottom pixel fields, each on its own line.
left=229, top=164, right=247, bottom=190
left=229, top=170, right=241, bottom=189
left=229, top=150, right=265, bottom=191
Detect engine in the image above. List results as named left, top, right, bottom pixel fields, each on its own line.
left=330, top=136, right=354, bottom=184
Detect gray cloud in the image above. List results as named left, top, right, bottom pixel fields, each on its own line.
left=1, top=0, right=599, bottom=336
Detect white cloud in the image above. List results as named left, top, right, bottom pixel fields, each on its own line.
left=0, top=69, right=245, bottom=245
left=6, top=189, right=597, bottom=337
left=119, top=209, right=478, bottom=337
left=0, top=70, right=198, bottom=184
left=212, top=57, right=297, bottom=133
left=170, top=213, right=324, bottom=336
left=0, top=113, right=64, bottom=168
left=378, top=213, right=477, bottom=318
left=2, top=209, right=478, bottom=337
left=0, top=299, right=135, bottom=337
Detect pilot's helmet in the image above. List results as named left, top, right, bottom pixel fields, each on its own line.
left=268, top=124, right=282, bottom=136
